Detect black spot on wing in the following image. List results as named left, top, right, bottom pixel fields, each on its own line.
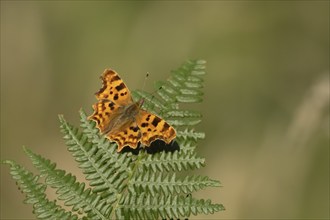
left=161, top=122, right=170, bottom=132
left=120, top=91, right=128, bottom=96
left=130, top=126, right=139, bottom=133
left=114, top=93, right=119, bottom=100
left=151, top=117, right=161, bottom=127
left=110, top=75, right=120, bottom=82
left=115, top=83, right=125, bottom=92
left=108, top=102, right=115, bottom=110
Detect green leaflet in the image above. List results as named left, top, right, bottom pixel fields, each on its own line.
left=118, top=193, right=225, bottom=220
left=129, top=172, right=221, bottom=196
left=3, top=160, right=79, bottom=220
left=23, top=147, right=112, bottom=220
left=3, top=59, right=224, bottom=219
left=138, top=151, right=205, bottom=172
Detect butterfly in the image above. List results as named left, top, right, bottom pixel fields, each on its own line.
left=88, top=69, right=176, bottom=152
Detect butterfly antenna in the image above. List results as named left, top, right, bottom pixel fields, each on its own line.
left=137, top=72, right=149, bottom=109
left=148, top=86, right=164, bottom=114
left=139, top=72, right=164, bottom=115
left=141, top=72, right=149, bottom=91
left=150, top=85, right=162, bottom=96
left=141, top=71, right=163, bottom=97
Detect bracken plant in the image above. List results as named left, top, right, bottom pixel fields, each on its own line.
left=3, top=59, right=225, bottom=220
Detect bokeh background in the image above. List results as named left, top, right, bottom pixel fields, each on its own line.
left=1, top=1, right=329, bottom=219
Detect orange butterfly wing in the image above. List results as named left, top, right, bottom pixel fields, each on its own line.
left=95, top=69, right=132, bottom=105
left=89, top=100, right=120, bottom=133
left=108, top=122, right=142, bottom=152
left=136, top=110, right=176, bottom=146
left=89, top=69, right=133, bottom=134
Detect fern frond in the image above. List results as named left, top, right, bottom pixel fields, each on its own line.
left=59, top=112, right=132, bottom=201
left=118, top=193, right=224, bottom=220
left=23, top=147, right=111, bottom=220
left=3, top=160, right=78, bottom=220
left=139, top=151, right=205, bottom=172
left=156, top=59, right=206, bottom=105
left=129, top=172, right=220, bottom=196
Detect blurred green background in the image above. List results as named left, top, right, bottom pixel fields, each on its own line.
left=1, top=1, right=329, bottom=219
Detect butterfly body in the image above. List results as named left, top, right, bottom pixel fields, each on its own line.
left=101, top=100, right=140, bottom=135
left=89, top=69, right=176, bottom=152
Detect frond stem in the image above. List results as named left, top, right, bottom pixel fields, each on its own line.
left=110, top=149, right=147, bottom=219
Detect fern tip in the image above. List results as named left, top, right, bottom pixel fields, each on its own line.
left=22, top=146, right=33, bottom=156
left=2, top=159, right=14, bottom=165
left=58, top=114, right=65, bottom=121
left=196, top=59, right=206, bottom=64
left=78, top=108, right=86, bottom=115
left=22, top=145, right=28, bottom=151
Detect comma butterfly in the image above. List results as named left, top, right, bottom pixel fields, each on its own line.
left=88, top=69, right=176, bottom=152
